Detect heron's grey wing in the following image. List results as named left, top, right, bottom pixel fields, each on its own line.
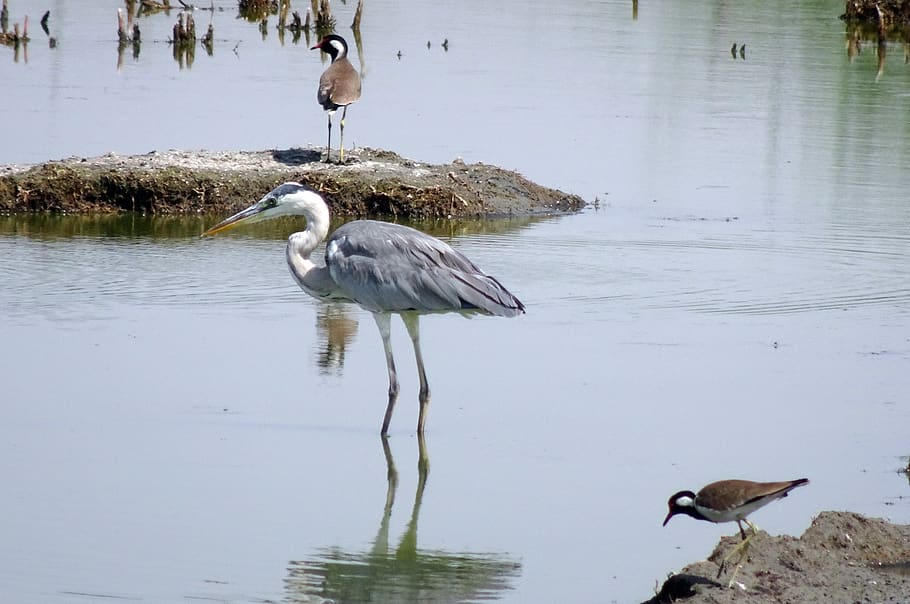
left=325, top=221, right=524, bottom=316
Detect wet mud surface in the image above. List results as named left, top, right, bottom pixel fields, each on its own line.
left=645, top=511, right=910, bottom=604
left=0, top=147, right=585, bottom=217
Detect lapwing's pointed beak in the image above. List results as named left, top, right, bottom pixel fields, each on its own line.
left=201, top=202, right=267, bottom=237
left=662, top=511, right=674, bottom=526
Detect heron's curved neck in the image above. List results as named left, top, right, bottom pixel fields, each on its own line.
left=286, top=201, right=332, bottom=297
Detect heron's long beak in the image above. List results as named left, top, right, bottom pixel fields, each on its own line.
left=201, top=203, right=266, bottom=237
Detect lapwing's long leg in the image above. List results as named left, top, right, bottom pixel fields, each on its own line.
left=718, top=519, right=760, bottom=584
left=726, top=549, right=749, bottom=588
left=339, top=105, right=348, bottom=163
left=326, top=113, right=333, bottom=162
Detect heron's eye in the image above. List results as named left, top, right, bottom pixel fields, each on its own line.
left=264, top=198, right=278, bottom=208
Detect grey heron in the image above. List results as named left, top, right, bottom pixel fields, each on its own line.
left=202, top=182, right=525, bottom=435
left=311, top=34, right=362, bottom=163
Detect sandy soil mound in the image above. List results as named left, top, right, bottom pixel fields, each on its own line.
left=645, top=511, right=910, bottom=603
left=0, top=147, right=585, bottom=217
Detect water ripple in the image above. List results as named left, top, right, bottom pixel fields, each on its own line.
left=507, top=222, right=910, bottom=317
left=0, top=236, right=304, bottom=323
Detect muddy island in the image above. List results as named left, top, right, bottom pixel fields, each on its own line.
left=645, top=511, right=910, bottom=604
left=0, top=147, right=585, bottom=217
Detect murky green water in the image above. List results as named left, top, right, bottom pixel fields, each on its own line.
left=3, top=1, right=910, bottom=603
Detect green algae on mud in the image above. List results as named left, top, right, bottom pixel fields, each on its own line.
left=0, top=147, right=586, bottom=218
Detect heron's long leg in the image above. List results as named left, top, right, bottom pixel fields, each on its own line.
left=401, top=313, right=430, bottom=435
left=339, top=105, right=348, bottom=163
left=373, top=313, right=399, bottom=436
left=326, top=113, right=333, bottom=162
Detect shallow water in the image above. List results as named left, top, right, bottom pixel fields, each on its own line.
left=3, top=1, right=910, bottom=603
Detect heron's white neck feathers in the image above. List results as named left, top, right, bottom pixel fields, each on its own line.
left=281, top=188, right=330, bottom=241
left=283, top=188, right=335, bottom=298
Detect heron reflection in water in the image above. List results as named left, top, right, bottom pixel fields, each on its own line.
left=202, top=182, right=525, bottom=435
left=314, top=303, right=359, bottom=375
left=286, top=436, right=522, bottom=601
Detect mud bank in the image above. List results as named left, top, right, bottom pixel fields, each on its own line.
left=645, top=511, right=910, bottom=604
left=0, top=147, right=585, bottom=217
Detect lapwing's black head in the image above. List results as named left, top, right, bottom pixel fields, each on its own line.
left=663, top=490, right=698, bottom=526
left=311, top=34, right=348, bottom=61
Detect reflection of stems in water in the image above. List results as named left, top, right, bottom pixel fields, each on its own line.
left=313, top=0, right=335, bottom=39
left=139, top=0, right=174, bottom=17
left=116, top=5, right=141, bottom=69
left=351, top=0, right=364, bottom=31
left=237, top=0, right=275, bottom=22
left=875, top=4, right=887, bottom=81
left=170, top=12, right=197, bottom=68
left=303, top=10, right=311, bottom=46
left=844, top=8, right=910, bottom=76
left=276, top=0, right=287, bottom=45
left=0, top=6, right=29, bottom=51
left=353, top=25, right=365, bottom=80
left=279, top=7, right=305, bottom=45
left=877, top=36, right=886, bottom=81
left=275, top=0, right=302, bottom=45
left=201, top=23, right=213, bottom=55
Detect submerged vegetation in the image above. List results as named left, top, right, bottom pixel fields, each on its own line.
left=842, top=0, right=910, bottom=28
left=2, top=0, right=364, bottom=65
